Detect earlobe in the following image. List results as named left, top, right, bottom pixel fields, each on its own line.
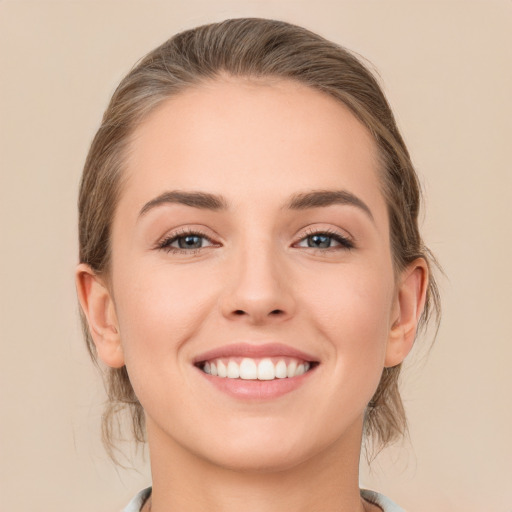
left=75, top=263, right=125, bottom=368
left=385, top=259, right=428, bottom=368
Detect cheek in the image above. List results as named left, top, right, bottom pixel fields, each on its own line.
left=112, top=261, right=216, bottom=365
left=305, top=261, right=395, bottom=377
left=110, top=261, right=221, bottom=415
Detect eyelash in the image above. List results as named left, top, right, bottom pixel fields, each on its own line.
left=157, top=228, right=217, bottom=255
left=156, top=227, right=354, bottom=254
left=294, top=228, right=354, bottom=251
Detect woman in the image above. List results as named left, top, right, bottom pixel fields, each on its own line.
left=76, top=18, right=440, bottom=512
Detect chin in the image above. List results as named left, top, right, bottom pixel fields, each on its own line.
left=190, top=418, right=333, bottom=474
left=205, top=443, right=313, bottom=474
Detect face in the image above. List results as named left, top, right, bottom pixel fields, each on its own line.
left=104, top=78, right=404, bottom=471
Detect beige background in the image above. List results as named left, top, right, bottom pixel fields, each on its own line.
left=1, top=1, right=511, bottom=511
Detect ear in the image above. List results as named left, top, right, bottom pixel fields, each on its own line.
left=75, top=263, right=125, bottom=368
left=385, top=258, right=429, bottom=368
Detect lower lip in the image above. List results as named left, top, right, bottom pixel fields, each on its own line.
left=197, top=366, right=317, bottom=400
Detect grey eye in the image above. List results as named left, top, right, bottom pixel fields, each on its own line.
left=295, top=231, right=353, bottom=250
left=306, top=234, right=335, bottom=248
left=177, top=235, right=206, bottom=249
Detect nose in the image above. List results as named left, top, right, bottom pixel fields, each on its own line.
left=219, top=241, right=296, bottom=325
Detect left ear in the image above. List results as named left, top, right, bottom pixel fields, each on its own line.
left=385, top=258, right=429, bottom=368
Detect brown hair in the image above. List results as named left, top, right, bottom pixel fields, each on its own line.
left=78, top=17, right=440, bottom=459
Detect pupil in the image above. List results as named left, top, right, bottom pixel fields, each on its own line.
left=308, top=234, right=331, bottom=248
left=179, top=235, right=202, bottom=249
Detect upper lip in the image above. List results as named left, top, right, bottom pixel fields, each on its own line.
left=193, top=343, right=319, bottom=364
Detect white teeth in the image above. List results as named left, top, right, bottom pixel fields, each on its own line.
left=202, top=357, right=314, bottom=380
left=239, top=358, right=257, bottom=380
left=227, top=360, right=240, bottom=378
left=286, top=361, right=297, bottom=378
left=275, top=360, right=287, bottom=379
left=217, top=360, right=227, bottom=378
left=257, top=358, right=275, bottom=380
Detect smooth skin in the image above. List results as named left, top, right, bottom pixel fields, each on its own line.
left=76, top=77, right=428, bottom=512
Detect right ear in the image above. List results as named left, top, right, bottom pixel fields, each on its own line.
left=75, top=263, right=125, bottom=368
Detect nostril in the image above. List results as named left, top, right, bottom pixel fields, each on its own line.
left=232, top=309, right=284, bottom=317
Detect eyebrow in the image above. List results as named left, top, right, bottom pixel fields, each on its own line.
left=139, top=190, right=228, bottom=217
left=286, top=190, right=374, bottom=222
left=138, top=188, right=374, bottom=222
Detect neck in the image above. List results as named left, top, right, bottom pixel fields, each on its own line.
left=145, top=415, right=375, bottom=512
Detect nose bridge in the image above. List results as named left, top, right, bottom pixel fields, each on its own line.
left=222, top=231, right=294, bottom=323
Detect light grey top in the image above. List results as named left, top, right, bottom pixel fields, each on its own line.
left=123, top=487, right=151, bottom=512
left=122, top=487, right=405, bottom=511
left=361, top=489, right=406, bottom=511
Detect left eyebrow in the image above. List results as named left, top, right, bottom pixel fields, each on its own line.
left=286, top=189, right=374, bottom=222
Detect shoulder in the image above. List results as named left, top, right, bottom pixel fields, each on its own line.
left=360, top=489, right=406, bottom=512
left=122, top=487, right=152, bottom=512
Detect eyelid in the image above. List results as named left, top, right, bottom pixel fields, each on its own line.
left=153, top=224, right=355, bottom=253
left=155, top=226, right=221, bottom=252
left=293, top=226, right=355, bottom=250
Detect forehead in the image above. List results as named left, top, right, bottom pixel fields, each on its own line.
left=120, top=78, right=387, bottom=224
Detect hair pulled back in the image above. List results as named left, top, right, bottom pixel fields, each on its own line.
left=79, top=17, right=440, bottom=458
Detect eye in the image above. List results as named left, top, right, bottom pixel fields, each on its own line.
left=295, top=230, right=354, bottom=250
left=157, top=230, right=217, bottom=253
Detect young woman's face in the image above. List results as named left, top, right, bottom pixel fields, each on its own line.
left=109, top=78, right=401, bottom=470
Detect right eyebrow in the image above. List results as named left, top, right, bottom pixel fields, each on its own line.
left=138, top=190, right=228, bottom=218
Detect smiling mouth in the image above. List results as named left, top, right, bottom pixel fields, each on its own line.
left=196, top=357, right=318, bottom=381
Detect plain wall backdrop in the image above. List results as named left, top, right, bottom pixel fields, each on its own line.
left=1, top=1, right=510, bottom=511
